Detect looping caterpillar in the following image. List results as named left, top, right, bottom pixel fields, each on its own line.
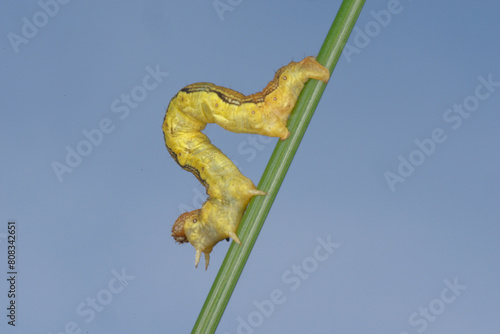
left=163, top=56, right=329, bottom=269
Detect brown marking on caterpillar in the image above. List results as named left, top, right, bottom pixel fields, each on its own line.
left=163, top=56, right=329, bottom=269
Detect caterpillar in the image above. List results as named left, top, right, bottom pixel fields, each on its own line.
left=163, top=56, right=329, bottom=269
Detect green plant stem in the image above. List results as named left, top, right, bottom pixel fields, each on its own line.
left=191, top=1, right=365, bottom=333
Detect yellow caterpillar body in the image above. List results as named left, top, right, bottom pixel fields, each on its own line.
left=163, top=56, right=329, bottom=269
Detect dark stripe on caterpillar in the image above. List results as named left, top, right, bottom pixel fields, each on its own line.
left=163, top=56, right=329, bottom=269
left=179, top=66, right=287, bottom=106
left=164, top=140, right=209, bottom=189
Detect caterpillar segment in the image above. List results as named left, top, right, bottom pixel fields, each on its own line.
left=163, top=56, right=329, bottom=269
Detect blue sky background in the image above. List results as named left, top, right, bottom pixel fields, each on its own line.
left=1, top=0, right=499, bottom=333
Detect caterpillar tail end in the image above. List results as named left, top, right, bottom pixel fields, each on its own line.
left=299, top=56, right=330, bottom=83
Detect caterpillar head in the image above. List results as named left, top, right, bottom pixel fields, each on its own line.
left=171, top=209, right=246, bottom=270
left=171, top=210, right=193, bottom=244
left=171, top=209, right=217, bottom=270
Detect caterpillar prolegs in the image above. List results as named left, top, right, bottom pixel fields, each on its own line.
left=163, top=56, right=329, bottom=269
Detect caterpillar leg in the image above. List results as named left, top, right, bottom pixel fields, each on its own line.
left=248, top=189, right=267, bottom=197
left=193, top=231, right=241, bottom=270
left=228, top=231, right=242, bottom=245
left=195, top=249, right=211, bottom=270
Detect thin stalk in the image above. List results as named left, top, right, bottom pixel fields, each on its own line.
left=192, top=1, right=365, bottom=333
